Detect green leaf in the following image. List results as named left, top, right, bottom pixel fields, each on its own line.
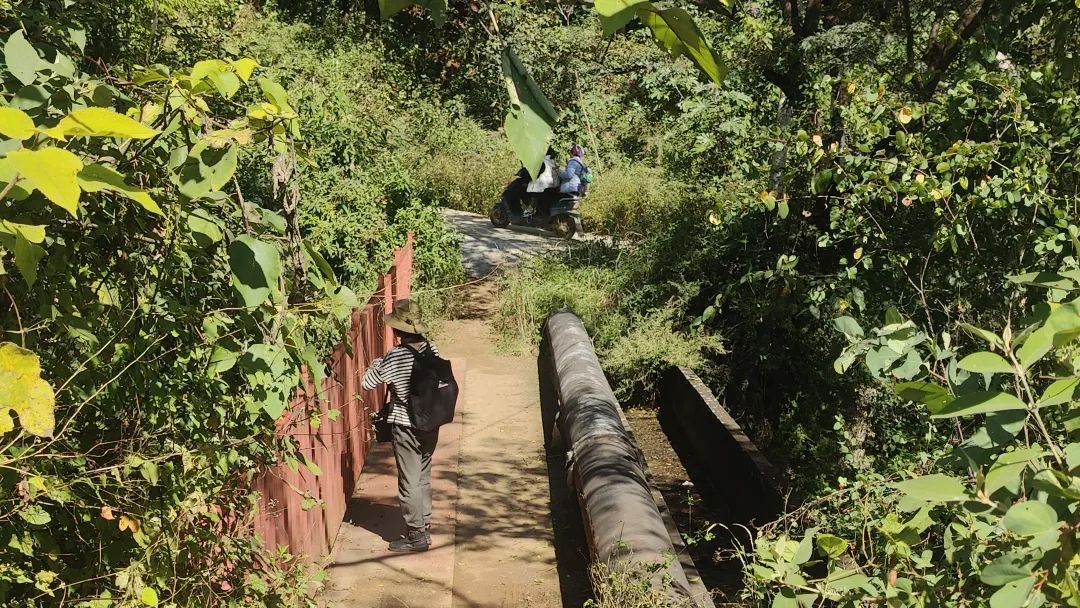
left=1007, top=271, right=1078, bottom=290
left=792, top=527, right=817, bottom=565
left=3, top=147, right=83, bottom=216
left=12, top=232, right=45, bottom=287
left=77, top=163, right=162, bottom=215
left=500, top=47, right=559, bottom=180
left=989, top=576, right=1035, bottom=608
left=0, top=106, right=36, bottom=139
left=207, top=69, right=241, bottom=99
left=981, top=553, right=1034, bottom=586
left=833, top=316, right=864, bottom=339
left=53, top=107, right=159, bottom=139
left=985, top=447, right=1043, bottom=495
left=209, top=145, right=237, bottom=191
left=894, top=381, right=951, bottom=412
left=1038, top=378, right=1079, bottom=408
left=960, top=323, right=1004, bottom=349
left=957, top=352, right=1014, bottom=375
left=140, top=586, right=159, bottom=607
left=0, top=343, right=56, bottom=438
left=931, top=391, right=1027, bottom=419
left=18, top=504, right=51, bottom=525
left=1002, top=501, right=1059, bottom=536
left=5, top=31, right=43, bottom=86
left=207, top=340, right=240, bottom=376
left=1016, top=301, right=1080, bottom=369
left=140, top=461, right=159, bottom=485
left=595, top=0, right=648, bottom=36
left=811, top=169, right=834, bottom=194
left=258, top=78, right=293, bottom=112
left=228, top=236, right=282, bottom=309
left=891, top=474, right=968, bottom=503
left=777, top=200, right=790, bottom=219
left=815, top=534, right=847, bottom=559
left=637, top=5, right=726, bottom=86
left=186, top=212, right=223, bottom=248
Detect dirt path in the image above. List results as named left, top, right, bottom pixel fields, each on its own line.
left=442, top=283, right=568, bottom=608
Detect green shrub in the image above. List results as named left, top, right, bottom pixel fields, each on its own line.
left=580, top=164, right=691, bottom=237
left=417, top=122, right=519, bottom=215
left=602, top=307, right=724, bottom=401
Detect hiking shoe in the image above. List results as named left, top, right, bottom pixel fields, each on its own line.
left=389, top=529, right=430, bottom=553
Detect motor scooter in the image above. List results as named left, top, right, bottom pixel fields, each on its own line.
left=489, top=174, right=584, bottom=239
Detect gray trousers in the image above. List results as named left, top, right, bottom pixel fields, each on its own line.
left=391, top=424, right=440, bottom=531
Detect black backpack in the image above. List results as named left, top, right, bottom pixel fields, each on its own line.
left=406, top=346, right=459, bottom=432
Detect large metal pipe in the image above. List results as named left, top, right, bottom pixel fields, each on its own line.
left=542, top=311, right=710, bottom=606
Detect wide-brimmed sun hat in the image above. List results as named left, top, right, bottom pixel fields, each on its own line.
left=385, top=299, right=429, bottom=336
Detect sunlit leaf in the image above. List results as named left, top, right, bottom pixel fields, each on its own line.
left=637, top=5, right=726, bottom=86
left=4, top=31, right=43, bottom=86
left=931, top=391, right=1027, bottom=418
left=0, top=342, right=56, bottom=437
left=1002, top=501, right=1059, bottom=536
left=595, top=0, right=648, bottom=36
left=230, top=58, right=259, bottom=82
left=53, top=107, right=159, bottom=139
left=0, top=106, right=36, bottom=139
left=77, top=163, right=162, bottom=215
left=1038, top=377, right=1079, bottom=407
left=892, top=474, right=967, bottom=502
left=957, top=352, right=1014, bottom=375
left=3, top=147, right=83, bottom=216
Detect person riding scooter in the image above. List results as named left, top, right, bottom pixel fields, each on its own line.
left=523, top=147, right=560, bottom=217
left=559, top=145, right=592, bottom=196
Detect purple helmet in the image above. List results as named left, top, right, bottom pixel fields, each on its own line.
left=570, top=144, right=585, bottom=158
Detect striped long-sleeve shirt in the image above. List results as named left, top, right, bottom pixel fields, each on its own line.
left=362, top=342, right=440, bottom=427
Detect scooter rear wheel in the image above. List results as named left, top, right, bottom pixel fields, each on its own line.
left=490, top=204, right=510, bottom=228
left=551, top=216, right=576, bottom=240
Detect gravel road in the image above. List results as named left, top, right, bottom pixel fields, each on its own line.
left=441, top=208, right=577, bottom=278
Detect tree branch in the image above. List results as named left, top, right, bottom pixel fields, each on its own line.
left=920, top=0, right=995, bottom=98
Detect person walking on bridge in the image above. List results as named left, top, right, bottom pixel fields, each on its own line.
left=362, top=299, right=441, bottom=553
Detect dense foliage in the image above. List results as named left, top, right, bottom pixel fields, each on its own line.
left=0, top=2, right=466, bottom=605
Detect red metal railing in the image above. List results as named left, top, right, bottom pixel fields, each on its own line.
left=252, top=236, right=413, bottom=563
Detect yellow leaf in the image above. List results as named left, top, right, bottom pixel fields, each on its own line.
left=118, top=514, right=141, bottom=534
left=853, top=247, right=864, bottom=260
left=141, top=587, right=159, bottom=607
left=205, top=128, right=253, bottom=148
left=877, top=82, right=886, bottom=97
left=915, top=173, right=925, bottom=184
left=189, top=59, right=229, bottom=83
left=3, top=147, right=83, bottom=216
left=55, top=107, right=159, bottom=139
left=897, top=106, right=913, bottom=125
left=230, top=58, right=259, bottom=82
left=812, top=134, right=823, bottom=147
left=0, top=220, right=45, bottom=243
left=846, top=81, right=856, bottom=94
left=931, top=188, right=944, bottom=200
left=0, top=342, right=56, bottom=438
left=708, top=211, right=721, bottom=225
left=77, top=163, right=162, bottom=215
left=0, top=107, right=35, bottom=140
left=100, top=505, right=115, bottom=520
